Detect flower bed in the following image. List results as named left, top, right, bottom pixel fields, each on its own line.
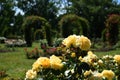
left=25, top=35, right=120, bottom=80
left=5, top=39, right=26, bottom=47
left=24, top=48, right=42, bottom=59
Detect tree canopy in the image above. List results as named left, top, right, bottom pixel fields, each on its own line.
left=0, top=0, right=15, bottom=37
left=0, top=0, right=120, bottom=45
left=67, top=0, right=120, bottom=38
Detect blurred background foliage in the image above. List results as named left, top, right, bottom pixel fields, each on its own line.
left=58, top=14, right=89, bottom=37
left=0, top=0, right=120, bottom=47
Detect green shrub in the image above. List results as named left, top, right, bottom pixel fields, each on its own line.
left=34, top=29, right=44, bottom=40
left=58, top=14, right=89, bottom=37
left=105, top=14, right=120, bottom=46
left=22, top=16, right=51, bottom=47
left=24, top=47, right=41, bottom=59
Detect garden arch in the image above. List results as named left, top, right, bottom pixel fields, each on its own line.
left=58, top=14, right=89, bottom=37
left=34, top=29, right=44, bottom=40
left=22, top=16, right=51, bottom=47
left=104, top=14, right=120, bottom=46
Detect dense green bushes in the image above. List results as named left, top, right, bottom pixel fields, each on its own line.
left=104, top=14, right=120, bottom=46
left=58, top=14, right=89, bottom=38
left=22, top=16, right=51, bottom=47
left=22, top=14, right=120, bottom=48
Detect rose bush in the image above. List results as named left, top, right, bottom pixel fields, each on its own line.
left=25, top=35, right=120, bottom=80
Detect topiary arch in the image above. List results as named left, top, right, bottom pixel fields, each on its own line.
left=22, top=16, right=51, bottom=47
left=58, top=14, right=89, bottom=38
left=34, top=29, right=44, bottom=40
left=104, top=14, right=120, bottom=46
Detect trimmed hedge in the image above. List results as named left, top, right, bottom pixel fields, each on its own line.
left=58, top=14, right=89, bottom=38
left=104, top=14, right=120, bottom=46
left=22, top=16, right=51, bottom=47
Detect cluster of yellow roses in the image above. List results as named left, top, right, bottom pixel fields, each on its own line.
left=25, top=55, right=63, bottom=79
left=83, top=69, right=115, bottom=80
left=114, top=55, right=120, bottom=64
left=62, top=35, right=91, bottom=50
left=25, top=35, right=120, bottom=80
left=79, top=51, right=98, bottom=65
left=81, top=53, right=120, bottom=80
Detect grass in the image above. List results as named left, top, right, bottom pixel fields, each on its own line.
left=0, top=43, right=39, bottom=79
left=0, top=51, right=35, bottom=79
left=94, top=48, right=120, bottom=57
left=0, top=42, right=120, bottom=79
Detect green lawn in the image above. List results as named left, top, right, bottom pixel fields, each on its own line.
left=94, top=48, right=120, bottom=57
left=0, top=42, right=120, bottom=79
left=0, top=51, right=35, bottom=79
left=0, top=43, right=39, bottom=79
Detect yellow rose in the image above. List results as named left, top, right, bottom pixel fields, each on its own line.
left=94, top=73, right=103, bottom=78
left=50, top=55, right=63, bottom=70
left=38, top=57, right=50, bottom=68
left=98, top=59, right=103, bottom=66
left=87, top=51, right=98, bottom=60
left=101, top=70, right=115, bottom=80
left=32, top=57, right=50, bottom=71
left=62, top=38, right=70, bottom=47
left=62, top=35, right=91, bottom=50
left=25, top=69, right=37, bottom=79
left=62, top=35, right=77, bottom=48
left=84, top=70, right=92, bottom=77
left=93, top=72, right=103, bottom=80
left=78, top=56, right=83, bottom=61
left=71, top=52, right=76, bottom=58
left=114, top=55, right=120, bottom=64
left=87, top=51, right=93, bottom=55
left=77, top=35, right=91, bottom=50
left=32, top=61, right=41, bottom=72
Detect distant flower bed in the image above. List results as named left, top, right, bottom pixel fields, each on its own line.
left=5, top=39, right=26, bottom=47
left=25, top=35, right=120, bottom=80
left=24, top=48, right=42, bottom=59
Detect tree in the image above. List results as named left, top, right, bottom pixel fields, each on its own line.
left=16, top=0, right=58, bottom=30
left=0, top=0, right=15, bottom=37
left=68, top=0, right=120, bottom=38
left=13, top=13, right=24, bottom=36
